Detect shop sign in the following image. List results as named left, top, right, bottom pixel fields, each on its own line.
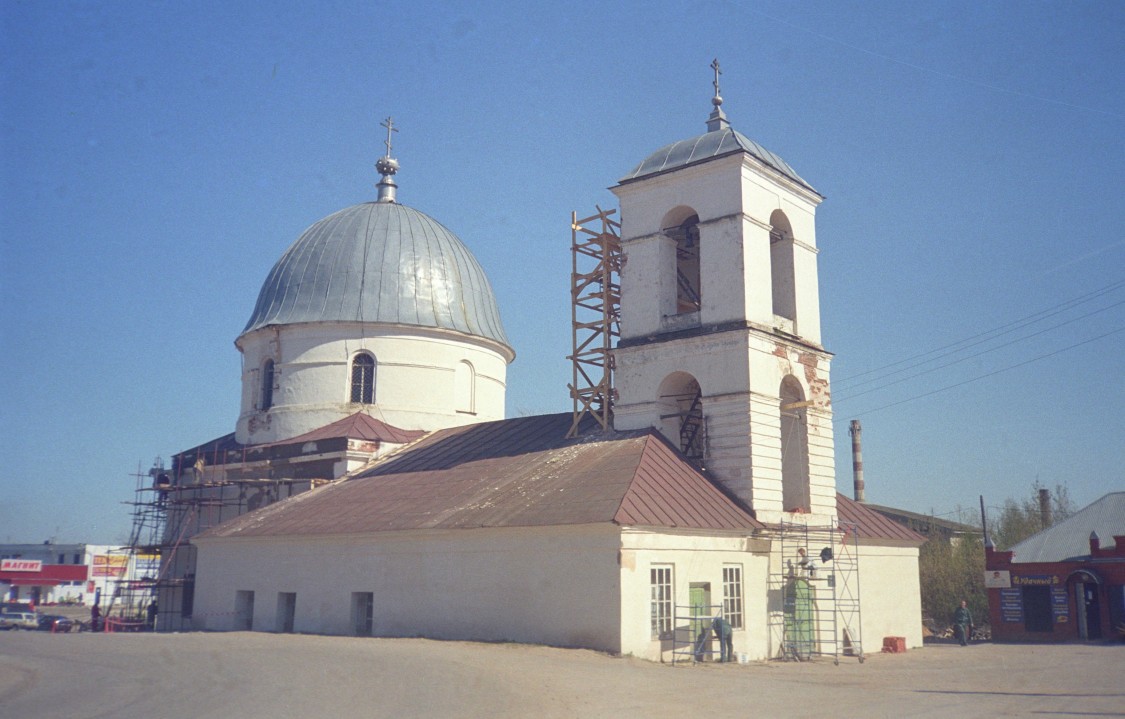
left=984, top=570, right=1011, bottom=588
left=1, top=559, right=42, bottom=572
left=999, top=588, right=1023, bottom=622
left=135, top=553, right=160, bottom=579
left=1051, top=586, right=1069, bottom=623
left=91, top=555, right=127, bottom=578
left=1011, top=574, right=1059, bottom=586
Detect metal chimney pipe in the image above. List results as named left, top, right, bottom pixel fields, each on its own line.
left=849, top=419, right=865, bottom=502
left=1039, top=488, right=1052, bottom=528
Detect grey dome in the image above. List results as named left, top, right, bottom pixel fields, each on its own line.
left=620, top=127, right=819, bottom=196
left=241, top=202, right=511, bottom=349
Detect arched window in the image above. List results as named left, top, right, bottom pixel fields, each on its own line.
left=779, top=376, right=810, bottom=512
left=260, top=359, right=275, bottom=411
left=673, top=214, right=702, bottom=314
left=350, top=353, right=375, bottom=404
left=770, top=210, right=796, bottom=322
left=454, top=360, right=475, bottom=414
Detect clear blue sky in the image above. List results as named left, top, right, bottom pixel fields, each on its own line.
left=2, top=1, right=1122, bottom=544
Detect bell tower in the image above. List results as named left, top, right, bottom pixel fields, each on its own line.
left=610, top=62, right=835, bottom=524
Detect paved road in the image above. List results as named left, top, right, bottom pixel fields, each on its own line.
left=1, top=631, right=1122, bottom=718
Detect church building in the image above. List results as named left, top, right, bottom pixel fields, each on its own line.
left=160, top=72, right=923, bottom=661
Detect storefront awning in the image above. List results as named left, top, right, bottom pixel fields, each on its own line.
left=0, top=564, right=88, bottom=586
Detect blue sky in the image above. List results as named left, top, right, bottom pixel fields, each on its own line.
left=1, top=1, right=1122, bottom=544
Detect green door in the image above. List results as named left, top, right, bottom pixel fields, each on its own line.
left=785, top=579, right=814, bottom=660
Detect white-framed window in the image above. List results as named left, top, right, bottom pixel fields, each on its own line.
left=350, top=353, right=375, bottom=404
left=651, top=565, right=674, bottom=638
left=723, top=565, right=743, bottom=629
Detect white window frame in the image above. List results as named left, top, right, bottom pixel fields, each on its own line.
left=722, top=564, right=743, bottom=629
left=651, top=565, right=674, bottom=638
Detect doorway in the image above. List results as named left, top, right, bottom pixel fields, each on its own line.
left=276, top=592, right=296, bottom=633
left=1075, top=582, right=1102, bottom=640
left=785, top=578, right=815, bottom=660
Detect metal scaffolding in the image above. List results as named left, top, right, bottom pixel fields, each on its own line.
left=769, top=520, right=864, bottom=664
left=112, top=458, right=311, bottom=631
left=567, top=206, right=622, bottom=438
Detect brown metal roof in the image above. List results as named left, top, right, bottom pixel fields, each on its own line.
left=836, top=494, right=926, bottom=544
left=278, top=412, right=426, bottom=445
left=198, top=413, right=763, bottom=540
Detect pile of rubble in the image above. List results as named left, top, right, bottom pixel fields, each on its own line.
left=922, top=618, right=992, bottom=642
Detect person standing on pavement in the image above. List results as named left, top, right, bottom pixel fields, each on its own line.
left=953, top=599, right=973, bottom=646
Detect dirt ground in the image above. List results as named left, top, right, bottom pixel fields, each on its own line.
left=1, top=630, right=1122, bottom=719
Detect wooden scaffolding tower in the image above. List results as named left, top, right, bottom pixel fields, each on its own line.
left=567, top=207, right=622, bottom=438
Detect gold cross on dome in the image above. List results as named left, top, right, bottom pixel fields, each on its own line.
left=380, top=116, right=398, bottom=156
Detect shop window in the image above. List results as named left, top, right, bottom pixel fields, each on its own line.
left=1022, top=586, right=1053, bottom=633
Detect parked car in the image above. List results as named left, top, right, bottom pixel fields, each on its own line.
left=36, top=614, right=76, bottom=632
left=0, top=610, right=39, bottom=630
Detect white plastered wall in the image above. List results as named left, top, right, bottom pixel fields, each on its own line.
left=235, top=322, right=511, bottom=444
left=611, top=150, right=832, bottom=518
left=855, top=541, right=924, bottom=649
left=193, top=524, right=623, bottom=653
left=618, top=529, right=772, bottom=662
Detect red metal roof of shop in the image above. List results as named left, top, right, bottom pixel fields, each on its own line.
left=836, top=494, right=926, bottom=544
left=198, top=413, right=764, bottom=539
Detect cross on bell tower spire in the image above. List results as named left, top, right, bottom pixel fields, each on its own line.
left=706, top=58, right=730, bottom=132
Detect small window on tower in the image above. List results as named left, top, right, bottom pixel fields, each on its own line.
left=350, top=353, right=376, bottom=404
left=260, top=360, right=275, bottom=411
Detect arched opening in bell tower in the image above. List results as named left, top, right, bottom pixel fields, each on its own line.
left=779, top=376, right=811, bottom=512
left=657, top=372, right=705, bottom=463
left=662, top=208, right=702, bottom=315
left=769, top=210, right=797, bottom=323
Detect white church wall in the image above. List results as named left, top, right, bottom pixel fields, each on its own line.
left=855, top=542, right=924, bottom=649
left=738, top=161, right=823, bottom=345
left=235, top=322, right=509, bottom=444
left=193, top=524, right=624, bottom=653
left=618, top=529, right=772, bottom=662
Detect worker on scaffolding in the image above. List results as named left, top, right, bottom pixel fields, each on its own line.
left=711, top=616, right=734, bottom=662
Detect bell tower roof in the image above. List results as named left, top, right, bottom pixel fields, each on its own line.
left=619, top=59, right=818, bottom=196
left=619, top=127, right=818, bottom=195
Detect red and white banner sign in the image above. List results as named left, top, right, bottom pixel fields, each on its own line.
left=92, top=555, right=127, bottom=578
left=1, top=559, right=43, bottom=572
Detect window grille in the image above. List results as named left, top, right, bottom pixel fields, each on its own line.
left=350, top=354, right=375, bottom=404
